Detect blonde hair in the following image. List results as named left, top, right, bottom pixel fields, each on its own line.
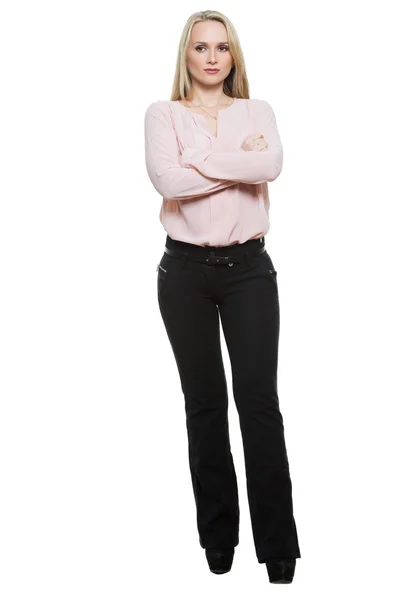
left=170, top=10, right=250, bottom=101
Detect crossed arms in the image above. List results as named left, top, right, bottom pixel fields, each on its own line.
left=144, top=100, right=283, bottom=201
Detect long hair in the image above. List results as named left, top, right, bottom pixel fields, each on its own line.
left=170, top=10, right=250, bottom=101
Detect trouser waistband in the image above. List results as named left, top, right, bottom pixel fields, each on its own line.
left=164, top=235, right=267, bottom=266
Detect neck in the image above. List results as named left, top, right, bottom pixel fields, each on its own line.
left=188, top=97, right=232, bottom=108
left=186, top=90, right=231, bottom=108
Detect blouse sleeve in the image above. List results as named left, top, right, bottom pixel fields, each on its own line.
left=144, top=103, right=238, bottom=200
left=180, top=100, right=283, bottom=184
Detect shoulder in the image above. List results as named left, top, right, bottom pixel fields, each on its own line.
left=246, top=99, right=278, bottom=123
left=144, top=100, right=172, bottom=117
left=248, top=98, right=273, bottom=110
left=236, top=98, right=274, bottom=118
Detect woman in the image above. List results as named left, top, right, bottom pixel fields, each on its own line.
left=144, top=10, right=301, bottom=583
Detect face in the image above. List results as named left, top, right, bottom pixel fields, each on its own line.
left=186, top=20, right=234, bottom=87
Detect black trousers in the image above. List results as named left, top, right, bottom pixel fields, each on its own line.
left=157, top=234, right=301, bottom=563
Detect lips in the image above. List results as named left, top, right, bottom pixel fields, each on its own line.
left=204, top=69, right=220, bottom=73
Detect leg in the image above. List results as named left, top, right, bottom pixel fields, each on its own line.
left=157, top=253, right=240, bottom=549
left=218, top=251, right=301, bottom=562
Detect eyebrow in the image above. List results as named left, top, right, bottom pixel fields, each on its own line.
left=194, top=41, right=229, bottom=44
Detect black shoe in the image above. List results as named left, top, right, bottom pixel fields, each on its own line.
left=265, top=558, right=296, bottom=583
left=205, top=547, right=235, bottom=574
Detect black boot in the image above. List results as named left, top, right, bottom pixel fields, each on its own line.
left=265, top=558, right=296, bottom=583
left=205, top=547, right=235, bottom=574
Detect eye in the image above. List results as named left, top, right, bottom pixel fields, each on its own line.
left=195, top=45, right=229, bottom=52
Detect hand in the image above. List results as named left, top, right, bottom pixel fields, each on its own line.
left=241, top=134, right=268, bottom=152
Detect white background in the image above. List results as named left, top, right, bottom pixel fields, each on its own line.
left=1, top=0, right=399, bottom=597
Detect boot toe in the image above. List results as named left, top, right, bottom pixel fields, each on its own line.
left=205, top=547, right=235, bottom=574
left=265, top=558, right=296, bottom=583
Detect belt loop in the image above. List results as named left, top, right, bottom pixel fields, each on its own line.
left=244, top=250, right=249, bottom=267
left=182, top=252, right=188, bottom=270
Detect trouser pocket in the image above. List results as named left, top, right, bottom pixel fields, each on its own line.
left=257, top=251, right=279, bottom=296
left=156, top=261, right=168, bottom=297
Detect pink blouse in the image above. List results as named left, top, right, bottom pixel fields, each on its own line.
left=144, top=98, right=283, bottom=247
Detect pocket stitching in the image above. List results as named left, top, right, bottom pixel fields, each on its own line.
left=157, top=262, right=168, bottom=297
